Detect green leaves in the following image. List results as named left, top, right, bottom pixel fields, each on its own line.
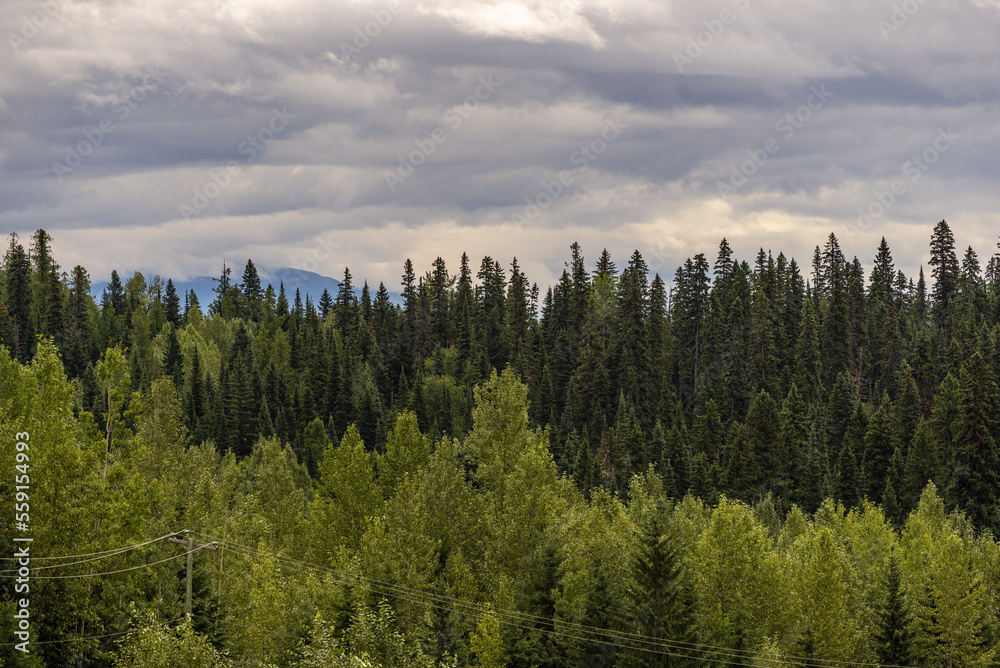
left=314, top=425, right=381, bottom=554
left=114, top=610, right=231, bottom=668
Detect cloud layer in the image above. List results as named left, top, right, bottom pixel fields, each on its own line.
left=2, top=0, right=998, bottom=289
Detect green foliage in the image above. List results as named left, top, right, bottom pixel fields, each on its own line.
left=874, top=556, right=914, bottom=667
left=4, top=225, right=1000, bottom=667
left=113, top=610, right=231, bottom=667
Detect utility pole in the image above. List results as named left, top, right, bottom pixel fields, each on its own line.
left=168, top=530, right=218, bottom=620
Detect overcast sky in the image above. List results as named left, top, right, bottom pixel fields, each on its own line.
left=2, top=0, right=999, bottom=292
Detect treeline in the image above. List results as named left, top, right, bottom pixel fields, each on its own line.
left=2, top=223, right=1000, bottom=524
left=2, top=353, right=1000, bottom=667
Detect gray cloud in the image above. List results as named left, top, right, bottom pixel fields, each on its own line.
left=1, top=0, right=998, bottom=291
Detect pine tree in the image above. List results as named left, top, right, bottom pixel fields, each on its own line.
left=626, top=499, right=699, bottom=668
left=505, top=257, right=530, bottom=364
left=946, top=352, right=1000, bottom=531
left=748, top=287, right=777, bottom=397
left=730, top=389, right=783, bottom=502
left=822, top=244, right=851, bottom=386
left=863, top=394, right=895, bottom=500
left=569, top=241, right=590, bottom=331
left=162, top=325, right=184, bottom=388
left=794, top=297, right=823, bottom=403
left=834, top=438, right=860, bottom=507
left=29, top=229, right=63, bottom=339
left=874, top=556, right=914, bottom=666
left=617, top=250, right=650, bottom=415
left=811, top=244, right=826, bottom=297
left=826, top=371, right=855, bottom=456
left=104, top=268, right=127, bottom=314
left=929, top=220, right=959, bottom=330
left=870, top=237, right=896, bottom=305
left=163, top=278, right=181, bottom=325
left=714, top=238, right=734, bottom=285
left=319, top=288, right=333, bottom=320
left=673, top=254, right=710, bottom=404
left=428, top=256, right=453, bottom=347
left=594, top=247, right=617, bottom=280
left=185, top=289, right=202, bottom=323
left=242, top=258, right=262, bottom=319
left=477, top=256, right=507, bottom=370
left=63, top=265, right=95, bottom=376
left=4, top=233, right=34, bottom=362
left=275, top=282, right=289, bottom=319
left=455, top=253, right=475, bottom=359
left=210, top=261, right=240, bottom=318
left=336, top=266, right=356, bottom=337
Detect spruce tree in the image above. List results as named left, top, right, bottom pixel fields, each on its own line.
left=594, top=247, right=617, bottom=280
left=945, top=352, right=1000, bottom=531
left=162, top=325, right=184, bottom=388
left=870, top=237, right=896, bottom=305
left=163, top=278, right=181, bottom=325
left=874, top=556, right=914, bottom=666
left=794, top=297, right=823, bottom=403
left=863, top=395, right=895, bottom=500
left=625, top=499, right=699, bottom=668
left=319, top=288, right=333, bottom=320
left=4, top=233, right=34, bottom=362
left=835, top=439, right=860, bottom=507
left=617, top=251, right=650, bottom=416
left=929, top=220, right=959, bottom=330
left=63, top=265, right=95, bottom=376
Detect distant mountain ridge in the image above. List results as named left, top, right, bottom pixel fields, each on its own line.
left=91, top=267, right=342, bottom=308
left=91, top=265, right=403, bottom=308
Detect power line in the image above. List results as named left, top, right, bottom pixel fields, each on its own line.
left=0, top=616, right=187, bottom=647
left=29, top=548, right=201, bottom=580
left=0, top=535, right=180, bottom=573
left=27, top=532, right=179, bottom=560
left=204, top=534, right=919, bottom=668
left=212, top=539, right=808, bottom=667
left=0, top=532, right=180, bottom=574
left=214, top=540, right=763, bottom=666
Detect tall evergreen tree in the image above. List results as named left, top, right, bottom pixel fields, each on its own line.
left=4, top=233, right=34, bottom=362
left=63, top=265, right=94, bottom=376
left=794, top=297, right=823, bottom=403
left=242, top=258, right=262, bottom=319
left=319, top=288, right=333, bottom=320
left=617, top=250, right=650, bottom=416
left=945, top=352, right=1000, bottom=531
left=594, top=247, right=617, bottom=280
left=163, top=278, right=182, bottom=326
left=673, top=254, right=710, bottom=404
left=625, top=498, right=699, bottom=668
left=929, top=220, right=959, bottom=330
left=874, top=556, right=914, bottom=666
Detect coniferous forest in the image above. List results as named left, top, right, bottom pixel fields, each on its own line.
left=2, top=220, right=1000, bottom=666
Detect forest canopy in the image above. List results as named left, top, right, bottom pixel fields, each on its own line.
left=2, top=221, right=1000, bottom=666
